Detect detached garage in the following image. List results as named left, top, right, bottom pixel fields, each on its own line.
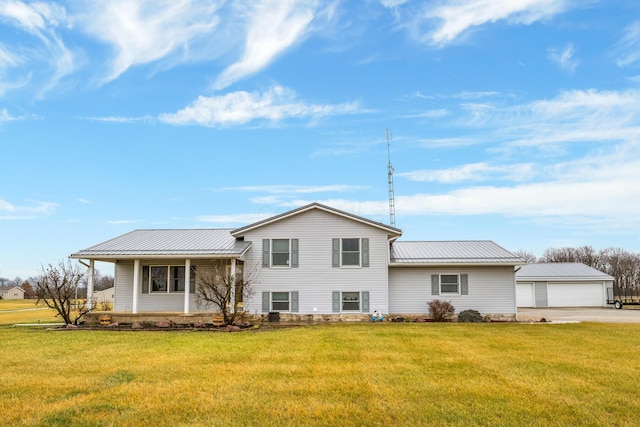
left=516, top=263, right=614, bottom=308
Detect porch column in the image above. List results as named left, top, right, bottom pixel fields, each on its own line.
left=132, top=259, right=140, bottom=314
left=184, top=259, right=191, bottom=314
left=230, top=259, right=236, bottom=313
left=87, top=259, right=95, bottom=312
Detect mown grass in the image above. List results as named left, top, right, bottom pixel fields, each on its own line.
left=0, top=299, right=39, bottom=310
left=2, top=323, right=640, bottom=426
left=0, top=299, right=61, bottom=325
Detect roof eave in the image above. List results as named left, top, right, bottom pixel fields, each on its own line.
left=70, top=253, right=246, bottom=261
left=389, top=261, right=524, bottom=267
left=231, top=202, right=402, bottom=237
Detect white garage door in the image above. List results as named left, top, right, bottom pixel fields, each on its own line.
left=547, top=283, right=604, bottom=307
left=517, top=283, right=534, bottom=307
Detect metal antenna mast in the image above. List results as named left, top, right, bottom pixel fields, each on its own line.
left=386, top=129, right=396, bottom=228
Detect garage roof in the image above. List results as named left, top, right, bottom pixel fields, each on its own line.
left=516, top=263, right=614, bottom=281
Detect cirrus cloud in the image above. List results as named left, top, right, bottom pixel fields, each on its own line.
left=159, top=85, right=360, bottom=127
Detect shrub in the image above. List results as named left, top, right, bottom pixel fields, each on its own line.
left=427, top=299, right=455, bottom=322
left=458, top=309, right=484, bottom=323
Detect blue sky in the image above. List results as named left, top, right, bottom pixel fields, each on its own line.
left=1, top=0, right=640, bottom=279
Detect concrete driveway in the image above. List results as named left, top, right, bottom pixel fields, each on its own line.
left=517, top=307, right=640, bottom=323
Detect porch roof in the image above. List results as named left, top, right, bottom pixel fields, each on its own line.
left=390, top=240, right=524, bottom=266
left=70, top=229, right=250, bottom=260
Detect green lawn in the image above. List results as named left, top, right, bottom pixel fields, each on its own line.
left=2, top=323, right=639, bottom=426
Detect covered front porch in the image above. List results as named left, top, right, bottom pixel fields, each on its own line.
left=78, top=257, right=247, bottom=316
left=70, top=227, right=253, bottom=317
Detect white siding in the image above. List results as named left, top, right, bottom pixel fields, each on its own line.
left=114, top=259, right=220, bottom=312
left=389, top=266, right=516, bottom=315
left=114, top=260, right=133, bottom=311
left=241, top=209, right=391, bottom=315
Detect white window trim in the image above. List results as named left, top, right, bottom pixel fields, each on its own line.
left=440, top=274, right=460, bottom=295
left=341, top=238, right=361, bottom=268
left=147, top=265, right=188, bottom=294
left=270, top=238, right=291, bottom=268
left=341, top=291, right=361, bottom=312
left=270, top=291, right=291, bottom=312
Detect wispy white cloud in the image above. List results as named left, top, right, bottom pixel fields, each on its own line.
left=222, top=184, right=366, bottom=194
left=405, top=0, right=570, bottom=46
left=81, top=115, right=155, bottom=124
left=0, top=108, right=15, bottom=123
left=105, top=219, right=144, bottom=225
left=548, top=43, right=579, bottom=74
left=0, top=198, right=58, bottom=220
left=159, top=85, right=359, bottom=127
left=0, top=44, right=21, bottom=68
left=399, top=162, right=536, bottom=183
left=213, top=0, right=323, bottom=90
left=73, top=0, right=222, bottom=84
left=614, top=21, right=640, bottom=67
left=441, top=88, right=640, bottom=148
left=0, top=0, right=74, bottom=95
left=196, top=213, right=274, bottom=224
left=379, top=0, right=409, bottom=8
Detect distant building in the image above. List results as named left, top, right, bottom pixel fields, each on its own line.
left=0, top=286, right=25, bottom=300
left=93, top=287, right=115, bottom=309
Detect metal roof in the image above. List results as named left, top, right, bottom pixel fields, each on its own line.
left=516, top=263, right=614, bottom=281
left=70, top=229, right=250, bottom=259
left=390, top=240, right=524, bottom=265
left=231, top=202, right=402, bottom=239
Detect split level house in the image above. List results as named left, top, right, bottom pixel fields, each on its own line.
left=71, top=203, right=524, bottom=322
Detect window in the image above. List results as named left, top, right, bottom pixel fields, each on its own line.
left=272, top=239, right=291, bottom=267
left=150, top=266, right=168, bottom=292
left=263, top=239, right=298, bottom=268
left=440, top=274, right=460, bottom=294
left=332, top=291, right=370, bottom=313
left=341, top=291, right=360, bottom=311
left=332, top=238, right=369, bottom=268
left=271, top=292, right=290, bottom=311
left=262, top=291, right=299, bottom=312
left=143, top=265, right=195, bottom=294
left=342, top=238, right=360, bottom=266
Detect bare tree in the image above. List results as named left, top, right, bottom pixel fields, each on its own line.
left=514, top=250, right=537, bottom=264
left=95, top=273, right=114, bottom=291
left=36, top=260, right=92, bottom=325
left=195, top=261, right=256, bottom=325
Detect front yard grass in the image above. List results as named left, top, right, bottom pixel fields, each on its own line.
left=2, top=322, right=639, bottom=426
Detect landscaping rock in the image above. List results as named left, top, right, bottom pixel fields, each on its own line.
left=66, top=324, right=78, bottom=329
left=156, top=321, right=171, bottom=328
left=107, top=322, right=119, bottom=328
left=226, top=325, right=241, bottom=332
left=131, top=321, right=143, bottom=329
left=193, top=321, right=206, bottom=328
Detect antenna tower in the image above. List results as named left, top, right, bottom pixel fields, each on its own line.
left=386, top=129, right=396, bottom=228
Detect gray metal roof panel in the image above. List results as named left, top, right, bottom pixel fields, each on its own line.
left=231, top=202, right=402, bottom=238
left=390, top=240, right=524, bottom=265
left=71, top=229, right=250, bottom=258
left=516, top=263, right=614, bottom=281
